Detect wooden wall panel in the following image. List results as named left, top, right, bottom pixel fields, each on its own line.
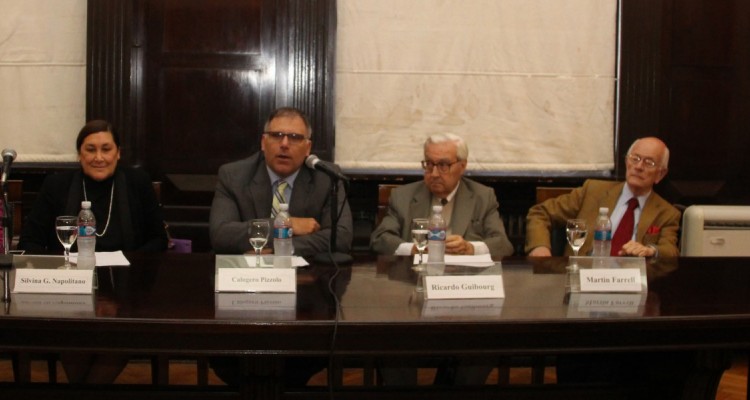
left=143, top=0, right=268, bottom=178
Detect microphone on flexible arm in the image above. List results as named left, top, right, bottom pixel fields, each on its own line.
left=304, top=154, right=353, bottom=266
left=0, top=148, right=17, bottom=187
left=305, top=154, right=349, bottom=182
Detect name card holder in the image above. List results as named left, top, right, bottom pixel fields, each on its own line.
left=13, top=268, right=94, bottom=294
left=216, top=267, right=296, bottom=293
left=567, top=292, right=646, bottom=318
left=11, top=293, right=96, bottom=316
left=568, top=256, right=647, bottom=293
left=422, top=298, right=504, bottom=318
left=215, top=292, right=297, bottom=319
left=424, top=274, right=504, bottom=300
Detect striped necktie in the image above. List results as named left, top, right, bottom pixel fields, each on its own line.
left=271, top=180, right=288, bottom=218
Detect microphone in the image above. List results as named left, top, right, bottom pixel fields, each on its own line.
left=0, top=149, right=16, bottom=186
left=305, top=155, right=349, bottom=181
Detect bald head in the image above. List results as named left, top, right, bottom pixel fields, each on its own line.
left=625, top=137, right=670, bottom=196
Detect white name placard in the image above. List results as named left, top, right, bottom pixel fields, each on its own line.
left=424, top=275, right=504, bottom=299
left=216, top=268, right=296, bottom=293
left=13, top=268, right=94, bottom=294
left=579, top=268, right=642, bottom=292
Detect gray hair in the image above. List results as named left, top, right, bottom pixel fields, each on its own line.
left=424, top=133, right=469, bottom=161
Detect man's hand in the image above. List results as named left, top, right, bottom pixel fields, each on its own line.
left=445, top=235, right=474, bottom=255
left=289, top=217, right=320, bottom=236
left=616, top=240, right=657, bottom=257
left=528, top=246, right=552, bottom=257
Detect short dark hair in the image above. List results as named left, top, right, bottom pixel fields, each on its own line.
left=263, top=107, right=313, bottom=138
left=76, top=120, right=120, bottom=151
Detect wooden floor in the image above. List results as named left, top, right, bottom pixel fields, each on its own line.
left=0, top=353, right=746, bottom=399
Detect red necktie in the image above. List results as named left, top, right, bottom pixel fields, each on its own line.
left=611, top=197, right=639, bottom=256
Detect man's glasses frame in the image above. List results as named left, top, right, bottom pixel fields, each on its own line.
left=626, top=153, right=659, bottom=169
left=421, top=160, right=460, bottom=173
left=264, top=131, right=310, bottom=144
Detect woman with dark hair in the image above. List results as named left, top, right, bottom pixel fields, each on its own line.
left=18, top=120, right=168, bottom=383
left=19, top=119, right=167, bottom=253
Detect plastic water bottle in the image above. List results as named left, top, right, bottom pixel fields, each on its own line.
left=427, top=205, right=446, bottom=262
left=77, top=201, right=97, bottom=269
left=592, top=207, right=612, bottom=257
left=273, top=203, right=294, bottom=266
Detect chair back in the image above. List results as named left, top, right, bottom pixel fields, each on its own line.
left=376, top=184, right=400, bottom=227
left=534, top=186, right=575, bottom=256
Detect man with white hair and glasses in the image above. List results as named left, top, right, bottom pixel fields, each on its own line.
left=371, top=132, right=514, bottom=259
left=526, top=136, right=680, bottom=258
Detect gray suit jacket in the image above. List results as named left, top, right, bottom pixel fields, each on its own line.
left=209, top=152, right=353, bottom=256
left=370, top=178, right=514, bottom=258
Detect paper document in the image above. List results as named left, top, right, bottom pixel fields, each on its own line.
left=413, top=254, right=494, bottom=267
left=71, top=251, right=131, bottom=266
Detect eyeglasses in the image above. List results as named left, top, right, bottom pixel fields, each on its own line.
left=264, top=131, right=309, bottom=144
left=421, top=160, right=460, bottom=173
left=626, top=153, right=658, bottom=169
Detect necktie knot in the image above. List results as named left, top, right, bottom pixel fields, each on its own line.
left=627, top=197, right=639, bottom=210
left=271, top=180, right=288, bottom=218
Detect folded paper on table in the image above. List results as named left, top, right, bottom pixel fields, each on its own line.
left=413, top=253, right=493, bottom=267
left=71, top=250, right=130, bottom=266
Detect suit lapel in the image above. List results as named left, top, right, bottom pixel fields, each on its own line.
left=250, top=164, right=273, bottom=219
left=451, top=181, right=474, bottom=236
left=636, top=194, right=661, bottom=242
left=289, top=167, right=313, bottom=217
left=409, top=184, right=433, bottom=220
left=602, top=182, right=623, bottom=212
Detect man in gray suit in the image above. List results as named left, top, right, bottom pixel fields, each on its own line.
left=209, top=107, right=352, bottom=386
left=370, top=133, right=513, bottom=386
left=371, top=133, right=513, bottom=259
left=209, top=106, right=353, bottom=256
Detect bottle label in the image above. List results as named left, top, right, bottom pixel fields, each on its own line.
left=594, top=230, right=611, bottom=241
left=428, top=228, right=446, bottom=241
left=274, top=227, right=293, bottom=239
left=79, top=225, right=96, bottom=237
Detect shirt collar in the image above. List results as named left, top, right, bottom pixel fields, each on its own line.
left=434, top=181, right=461, bottom=205
left=619, top=184, right=650, bottom=209
left=266, top=167, right=300, bottom=188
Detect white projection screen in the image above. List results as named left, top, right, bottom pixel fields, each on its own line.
left=0, top=0, right=87, bottom=163
left=335, top=0, right=618, bottom=175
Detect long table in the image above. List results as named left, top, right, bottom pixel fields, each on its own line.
left=0, top=253, right=749, bottom=399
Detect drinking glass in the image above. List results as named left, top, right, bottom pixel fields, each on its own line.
left=55, top=215, right=79, bottom=267
left=248, top=219, right=270, bottom=267
left=566, top=219, right=588, bottom=271
left=411, top=218, right=429, bottom=271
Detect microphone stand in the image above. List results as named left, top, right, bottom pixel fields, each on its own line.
left=313, top=176, right=353, bottom=265
left=1, top=180, right=13, bottom=305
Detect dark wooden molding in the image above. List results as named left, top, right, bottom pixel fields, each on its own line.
left=86, top=0, right=136, bottom=165
left=617, top=0, right=665, bottom=179
left=275, top=0, right=337, bottom=161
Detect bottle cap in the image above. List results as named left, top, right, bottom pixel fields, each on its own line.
left=279, top=203, right=289, bottom=211
left=432, top=205, right=443, bottom=213
left=598, top=207, right=609, bottom=214
left=81, top=201, right=92, bottom=209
